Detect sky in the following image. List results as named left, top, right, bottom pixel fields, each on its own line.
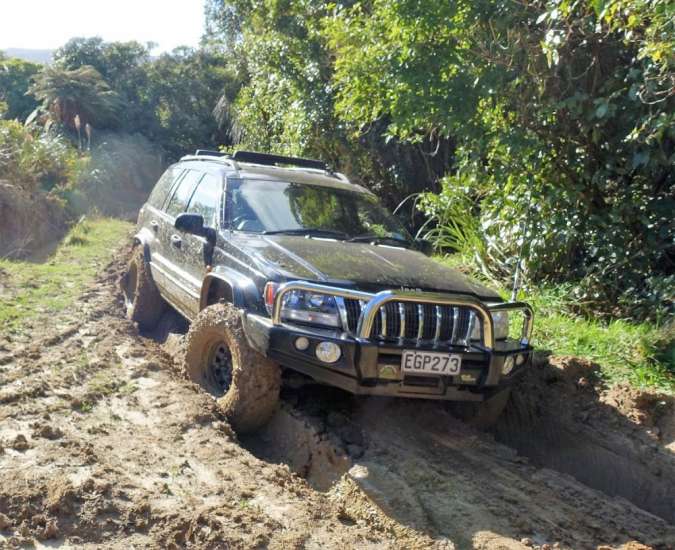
left=0, top=0, right=205, bottom=53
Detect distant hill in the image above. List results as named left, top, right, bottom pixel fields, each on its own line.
left=2, top=48, right=54, bottom=64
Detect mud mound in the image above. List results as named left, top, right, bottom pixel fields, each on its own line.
left=495, top=355, right=675, bottom=524
left=241, top=386, right=361, bottom=491
left=0, top=182, right=67, bottom=259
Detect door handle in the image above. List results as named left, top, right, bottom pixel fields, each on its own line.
left=150, top=220, right=159, bottom=231
left=170, top=234, right=182, bottom=248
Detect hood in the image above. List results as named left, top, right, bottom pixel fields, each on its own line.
left=231, top=234, right=501, bottom=301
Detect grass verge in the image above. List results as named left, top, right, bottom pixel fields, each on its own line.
left=0, top=217, right=133, bottom=334
left=436, top=255, right=674, bottom=393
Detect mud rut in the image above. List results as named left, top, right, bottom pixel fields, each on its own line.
left=1, top=251, right=674, bottom=549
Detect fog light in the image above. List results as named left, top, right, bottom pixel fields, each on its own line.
left=502, top=356, right=515, bottom=375
left=315, top=341, right=341, bottom=363
left=294, top=337, right=310, bottom=351
left=515, top=353, right=526, bottom=366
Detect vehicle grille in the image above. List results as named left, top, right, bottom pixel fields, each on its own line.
left=343, top=299, right=479, bottom=346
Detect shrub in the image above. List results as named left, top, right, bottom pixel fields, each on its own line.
left=419, top=166, right=673, bottom=322
left=0, top=120, right=79, bottom=192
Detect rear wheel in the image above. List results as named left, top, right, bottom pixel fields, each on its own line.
left=448, top=388, right=511, bottom=429
left=120, top=247, right=165, bottom=331
left=183, top=303, right=281, bottom=433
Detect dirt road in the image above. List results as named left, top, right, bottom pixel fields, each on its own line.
left=1, top=251, right=674, bottom=549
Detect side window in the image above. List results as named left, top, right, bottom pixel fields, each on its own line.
left=186, top=174, right=222, bottom=227
left=165, top=170, right=204, bottom=217
left=147, top=166, right=184, bottom=209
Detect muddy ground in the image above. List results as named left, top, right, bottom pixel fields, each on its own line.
left=1, top=250, right=674, bottom=549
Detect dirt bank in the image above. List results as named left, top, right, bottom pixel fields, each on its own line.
left=0, top=182, right=67, bottom=259
left=1, top=249, right=673, bottom=549
left=495, top=356, right=675, bottom=524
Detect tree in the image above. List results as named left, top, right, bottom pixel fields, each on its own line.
left=29, top=65, right=121, bottom=130
left=204, top=0, right=451, bottom=211
left=143, top=47, right=241, bottom=159
left=52, top=38, right=242, bottom=159
left=0, top=55, right=41, bottom=121
left=54, top=38, right=154, bottom=133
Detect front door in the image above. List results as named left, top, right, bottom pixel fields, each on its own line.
left=176, top=172, right=224, bottom=318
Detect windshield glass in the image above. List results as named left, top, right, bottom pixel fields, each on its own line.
left=227, top=179, right=411, bottom=242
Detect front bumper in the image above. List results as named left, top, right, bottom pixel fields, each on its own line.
left=243, top=312, right=533, bottom=403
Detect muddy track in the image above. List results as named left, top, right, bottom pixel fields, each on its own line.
left=1, top=251, right=674, bottom=549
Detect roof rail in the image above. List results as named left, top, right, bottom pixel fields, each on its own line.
left=195, top=149, right=227, bottom=157
left=232, top=150, right=326, bottom=171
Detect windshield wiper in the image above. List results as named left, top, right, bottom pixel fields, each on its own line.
left=348, top=234, right=410, bottom=247
left=262, top=228, right=348, bottom=239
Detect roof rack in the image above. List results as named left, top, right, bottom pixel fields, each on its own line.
left=195, top=149, right=227, bottom=157
left=232, top=151, right=327, bottom=171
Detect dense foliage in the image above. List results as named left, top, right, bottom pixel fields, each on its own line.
left=204, top=0, right=673, bottom=320
left=1, top=38, right=240, bottom=160
left=0, top=2, right=672, bottom=322
left=204, top=0, right=452, bottom=210
left=51, top=38, right=240, bottom=159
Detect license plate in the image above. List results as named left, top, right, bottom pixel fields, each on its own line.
left=401, top=350, right=462, bottom=375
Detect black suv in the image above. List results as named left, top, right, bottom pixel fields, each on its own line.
left=122, top=150, right=533, bottom=432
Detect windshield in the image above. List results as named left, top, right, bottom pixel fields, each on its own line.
left=226, top=179, right=411, bottom=243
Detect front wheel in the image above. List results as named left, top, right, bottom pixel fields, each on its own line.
left=182, top=303, right=281, bottom=434
left=448, top=388, right=511, bottom=429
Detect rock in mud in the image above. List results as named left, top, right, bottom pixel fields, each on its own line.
left=41, top=518, right=59, bottom=540
left=46, top=477, right=78, bottom=514
left=10, top=434, right=30, bottom=451
left=33, top=424, right=64, bottom=440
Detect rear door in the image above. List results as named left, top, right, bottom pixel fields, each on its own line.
left=139, top=165, right=186, bottom=295
left=157, top=169, right=205, bottom=316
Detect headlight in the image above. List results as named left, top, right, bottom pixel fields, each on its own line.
left=467, top=310, right=509, bottom=341
left=491, top=310, right=509, bottom=340
left=281, top=290, right=340, bottom=328
left=470, top=312, right=482, bottom=340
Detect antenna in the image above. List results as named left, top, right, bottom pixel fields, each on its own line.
left=511, top=182, right=534, bottom=301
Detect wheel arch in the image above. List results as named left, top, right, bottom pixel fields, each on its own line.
left=200, top=267, right=260, bottom=311
left=133, top=227, right=155, bottom=263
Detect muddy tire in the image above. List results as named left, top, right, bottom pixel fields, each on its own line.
left=449, top=388, right=511, bottom=429
left=120, top=246, right=166, bottom=331
left=183, top=303, right=281, bottom=434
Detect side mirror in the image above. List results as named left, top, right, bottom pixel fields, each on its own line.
left=174, top=213, right=216, bottom=243
left=175, top=212, right=205, bottom=234
left=415, top=238, right=434, bottom=256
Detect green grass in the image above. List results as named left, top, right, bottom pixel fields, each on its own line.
left=0, top=217, right=133, bottom=333
left=436, top=255, right=675, bottom=393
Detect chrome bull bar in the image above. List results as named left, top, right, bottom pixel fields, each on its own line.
left=271, top=281, right=534, bottom=350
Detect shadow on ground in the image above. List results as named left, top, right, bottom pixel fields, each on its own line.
left=143, top=300, right=675, bottom=548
